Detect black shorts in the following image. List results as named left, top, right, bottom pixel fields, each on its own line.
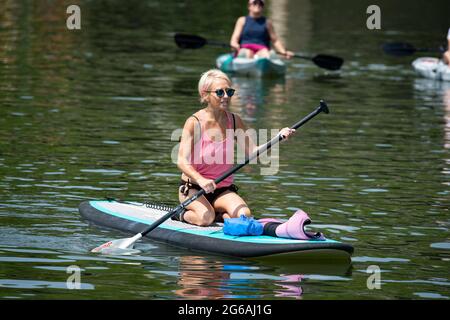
left=173, top=180, right=239, bottom=222
left=178, top=180, right=239, bottom=205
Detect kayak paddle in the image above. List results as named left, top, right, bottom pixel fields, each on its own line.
left=174, top=33, right=344, bottom=71
left=91, top=100, right=330, bottom=254
left=281, top=52, right=343, bottom=71
left=174, top=33, right=229, bottom=49
left=382, top=42, right=446, bottom=57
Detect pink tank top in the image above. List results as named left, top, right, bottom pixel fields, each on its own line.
left=190, top=112, right=235, bottom=188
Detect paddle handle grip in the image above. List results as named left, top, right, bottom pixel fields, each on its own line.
left=141, top=100, right=329, bottom=237
left=291, top=100, right=329, bottom=130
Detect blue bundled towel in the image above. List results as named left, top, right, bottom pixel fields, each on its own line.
left=223, top=215, right=263, bottom=236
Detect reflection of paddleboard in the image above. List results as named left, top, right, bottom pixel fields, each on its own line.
left=79, top=200, right=353, bottom=261
left=217, top=53, right=286, bottom=77
left=412, top=57, right=450, bottom=81
left=232, top=76, right=285, bottom=108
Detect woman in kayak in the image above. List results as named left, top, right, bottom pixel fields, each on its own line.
left=176, top=69, right=295, bottom=226
left=230, top=0, right=294, bottom=59
left=444, top=28, right=450, bottom=65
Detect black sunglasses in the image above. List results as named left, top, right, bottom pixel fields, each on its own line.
left=251, top=0, right=264, bottom=7
left=207, top=88, right=236, bottom=98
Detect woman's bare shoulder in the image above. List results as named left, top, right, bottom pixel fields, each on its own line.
left=182, top=113, right=198, bottom=129
left=236, top=16, right=246, bottom=25
left=191, top=110, right=203, bottom=121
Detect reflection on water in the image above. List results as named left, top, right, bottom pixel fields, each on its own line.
left=231, top=77, right=286, bottom=121
left=149, top=254, right=353, bottom=299
left=172, top=255, right=306, bottom=299
left=444, top=87, right=450, bottom=150
left=413, top=78, right=450, bottom=184
left=0, top=241, right=354, bottom=300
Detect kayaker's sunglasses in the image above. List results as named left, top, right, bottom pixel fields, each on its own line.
left=250, top=0, right=264, bottom=7
left=207, top=88, right=236, bottom=98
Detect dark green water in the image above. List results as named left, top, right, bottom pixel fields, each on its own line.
left=0, top=0, right=449, bottom=299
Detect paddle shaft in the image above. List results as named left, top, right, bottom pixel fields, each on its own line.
left=140, top=100, right=329, bottom=237
left=207, top=40, right=230, bottom=48
left=383, top=42, right=447, bottom=56
left=290, top=53, right=312, bottom=60
left=174, top=34, right=343, bottom=68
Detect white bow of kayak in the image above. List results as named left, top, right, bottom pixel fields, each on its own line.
left=412, top=57, right=450, bottom=81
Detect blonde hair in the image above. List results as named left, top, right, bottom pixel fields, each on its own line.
left=198, top=69, right=231, bottom=104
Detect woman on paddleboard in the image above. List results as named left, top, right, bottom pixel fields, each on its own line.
left=176, top=69, right=295, bottom=226
left=230, top=0, right=294, bottom=59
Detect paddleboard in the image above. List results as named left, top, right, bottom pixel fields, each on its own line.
left=79, top=200, right=354, bottom=261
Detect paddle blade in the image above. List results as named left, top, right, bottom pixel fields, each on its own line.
left=312, top=54, right=344, bottom=70
left=174, top=33, right=207, bottom=49
left=382, top=42, right=416, bottom=56
left=91, top=234, right=142, bottom=254
left=98, top=247, right=141, bottom=255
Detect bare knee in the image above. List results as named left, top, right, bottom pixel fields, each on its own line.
left=228, top=206, right=251, bottom=218
left=240, top=207, right=251, bottom=217
left=199, top=211, right=215, bottom=226
left=186, top=209, right=215, bottom=226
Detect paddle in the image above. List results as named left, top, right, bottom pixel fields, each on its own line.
left=174, top=33, right=229, bottom=49
left=382, top=42, right=446, bottom=57
left=290, top=53, right=343, bottom=71
left=91, top=100, right=330, bottom=254
left=174, top=33, right=344, bottom=71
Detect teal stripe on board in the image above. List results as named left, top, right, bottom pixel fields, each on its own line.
left=90, top=201, right=339, bottom=245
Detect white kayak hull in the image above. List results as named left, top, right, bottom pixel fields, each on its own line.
left=216, top=53, right=286, bottom=77
left=412, top=57, right=450, bottom=81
